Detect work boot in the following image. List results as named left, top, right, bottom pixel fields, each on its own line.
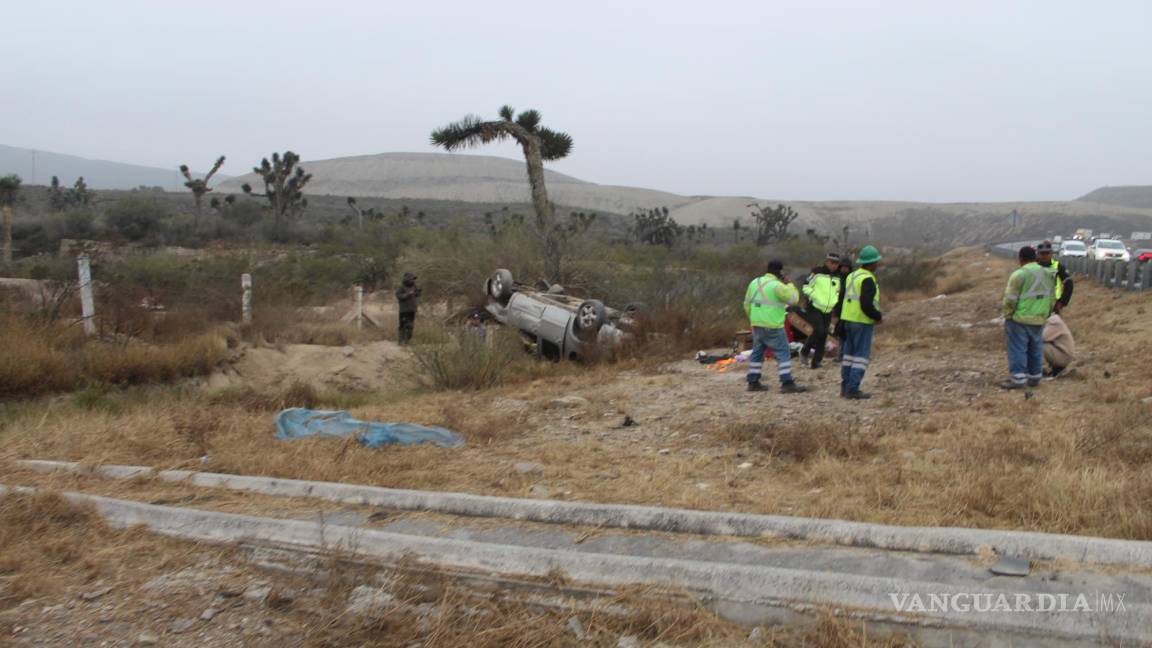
left=747, top=382, right=769, bottom=393
left=1027, top=379, right=1041, bottom=388
left=844, top=390, right=871, bottom=400
left=999, top=380, right=1025, bottom=390
left=780, top=382, right=808, bottom=394
left=810, top=361, right=822, bottom=370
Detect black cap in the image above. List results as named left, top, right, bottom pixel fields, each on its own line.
left=767, top=260, right=784, bottom=275
left=1019, top=246, right=1037, bottom=261
left=1036, top=240, right=1053, bottom=252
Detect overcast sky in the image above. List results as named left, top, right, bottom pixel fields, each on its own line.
left=3, top=0, right=1149, bottom=202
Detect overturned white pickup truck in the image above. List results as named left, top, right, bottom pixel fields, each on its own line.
left=483, top=269, right=638, bottom=360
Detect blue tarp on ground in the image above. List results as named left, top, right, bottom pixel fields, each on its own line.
left=274, top=408, right=465, bottom=449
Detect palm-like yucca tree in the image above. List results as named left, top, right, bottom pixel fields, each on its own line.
left=431, top=105, right=573, bottom=281
left=180, top=156, right=226, bottom=228
left=0, top=174, right=22, bottom=263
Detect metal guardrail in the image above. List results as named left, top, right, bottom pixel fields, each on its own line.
left=1062, top=255, right=1151, bottom=292
left=988, top=243, right=1150, bottom=292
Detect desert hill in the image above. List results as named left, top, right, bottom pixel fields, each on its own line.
left=219, top=152, right=1152, bottom=246
left=1077, top=186, right=1152, bottom=210
left=0, top=144, right=230, bottom=191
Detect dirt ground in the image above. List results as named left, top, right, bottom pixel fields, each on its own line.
left=4, top=250, right=1151, bottom=539
left=1, top=249, right=1150, bottom=646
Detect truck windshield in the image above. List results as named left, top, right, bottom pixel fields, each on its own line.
left=1098, top=240, right=1125, bottom=250
left=1062, top=242, right=1085, bottom=250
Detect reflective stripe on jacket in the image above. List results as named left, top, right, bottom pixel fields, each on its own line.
left=803, top=273, right=841, bottom=313
left=841, top=269, right=880, bottom=325
left=744, top=274, right=797, bottom=328
left=1003, top=262, right=1054, bottom=326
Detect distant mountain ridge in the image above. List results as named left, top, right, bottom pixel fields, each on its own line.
left=5, top=145, right=1152, bottom=247
left=1077, top=186, right=1152, bottom=210
left=0, top=144, right=230, bottom=190
left=219, top=151, right=1152, bottom=246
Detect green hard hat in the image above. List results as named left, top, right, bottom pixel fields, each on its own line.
left=857, top=245, right=882, bottom=265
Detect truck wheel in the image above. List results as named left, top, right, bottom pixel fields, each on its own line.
left=574, top=300, right=607, bottom=338
left=489, top=269, right=514, bottom=304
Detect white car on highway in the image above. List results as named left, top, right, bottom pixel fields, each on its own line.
left=1087, top=239, right=1131, bottom=262
left=1058, top=240, right=1087, bottom=258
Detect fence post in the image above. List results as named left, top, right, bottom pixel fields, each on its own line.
left=1141, top=263, right=1151, bottom=292
left=354, top=285, right=364, bottom=330
left=1126, top=261, right=1138, bottom=291
left=241, top=273, right=252, bottom=325
left=77, top=254, right=96, bottom=336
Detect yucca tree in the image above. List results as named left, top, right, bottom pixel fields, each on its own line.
left=431, top=105, right=573, bottom=282
left=0, top=174, right=22, bottom=263
left=242, top=151, right=311, bottom=227
left=179, top=156, right=226, bottom=227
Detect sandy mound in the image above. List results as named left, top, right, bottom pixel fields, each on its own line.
left=205, top=340, right=413, bottom=394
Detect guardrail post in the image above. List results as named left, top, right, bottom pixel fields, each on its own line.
left=1126, top=262, right=1138, bottom=291
left=1142, top=263, right=1152, bottom=292
left=77, top=254, right=96, bottom=336
left=354, top=285, right=364, bottom=330
left=241, top=273, right=252, bottom=325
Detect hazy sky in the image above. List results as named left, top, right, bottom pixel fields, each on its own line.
left=3, top=0, right=1149, bottom=201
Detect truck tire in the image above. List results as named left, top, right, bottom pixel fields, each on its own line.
left=489, top=269, right=515, bottom=304
left=574, top=300, right=607, bottom=338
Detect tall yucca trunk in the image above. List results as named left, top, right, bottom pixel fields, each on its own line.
left=523, top=141, right=561, bottom=282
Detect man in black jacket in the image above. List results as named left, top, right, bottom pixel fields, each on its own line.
left=1035, top=240, right=1074, bottom=313
left=395, top=273, right=421, bottom=344
left=800, top=252, right=842, bottom=369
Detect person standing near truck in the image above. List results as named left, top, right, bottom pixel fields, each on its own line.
left=1000, top=246, right=1054, bottom=389
left=744, top=260, right=809, bottom=394
left=839, top=247, right=883, bottom=399
left=1035, top=240, right=1073, bottom=313
left=800, top=252, right=842, bottom=369
left=395, top=272, right=421, bottom=344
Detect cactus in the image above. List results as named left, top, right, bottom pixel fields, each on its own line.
left=241, top=151, right=311, bottom=227
left=179, top=156, right=226, bottom=227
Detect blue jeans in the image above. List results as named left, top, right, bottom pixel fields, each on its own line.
left=747, top=326, right=794, bottom=385
left=840, top=321, right=875, bottom=394
left=1005, top=320, right=1043, bottom=385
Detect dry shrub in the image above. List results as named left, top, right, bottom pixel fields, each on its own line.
left=726, top=421, right=877, bottom=462
left=1073, top=403, right=1152, bottom=466
left=410, top=330, right=528, bottom=391
left=0, top=493, right=109, bottom=603
left=0, top=315, right=228, bottom=398
left=762, top=612, right=920, bottom=647
left=207, top=380, right=320, bottom=411
left=0, top=317, right=80, bottom=397
left=439, top=402, right=528, bottom=445
left=934, top=272, right=970, bottom=295
left=81, top=333, right=228, bottom=385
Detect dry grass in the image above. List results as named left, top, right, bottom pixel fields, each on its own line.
left=1, top=253, right=1150, bottom=541
left=297, top=567, right=917, bottom=648
left=726, top=420, right=878, bottom=462
left=0, top=316, right=230, bottom=398
left=0, top=492, right=199, bottom=606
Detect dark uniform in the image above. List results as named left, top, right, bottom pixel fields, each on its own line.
left=395, top=273, right=421, bottom=344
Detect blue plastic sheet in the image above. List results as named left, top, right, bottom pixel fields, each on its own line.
left=274, top=408, right=465, bottom=449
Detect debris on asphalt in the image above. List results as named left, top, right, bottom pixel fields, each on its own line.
left=990, top=555, right=1032, bottom=577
